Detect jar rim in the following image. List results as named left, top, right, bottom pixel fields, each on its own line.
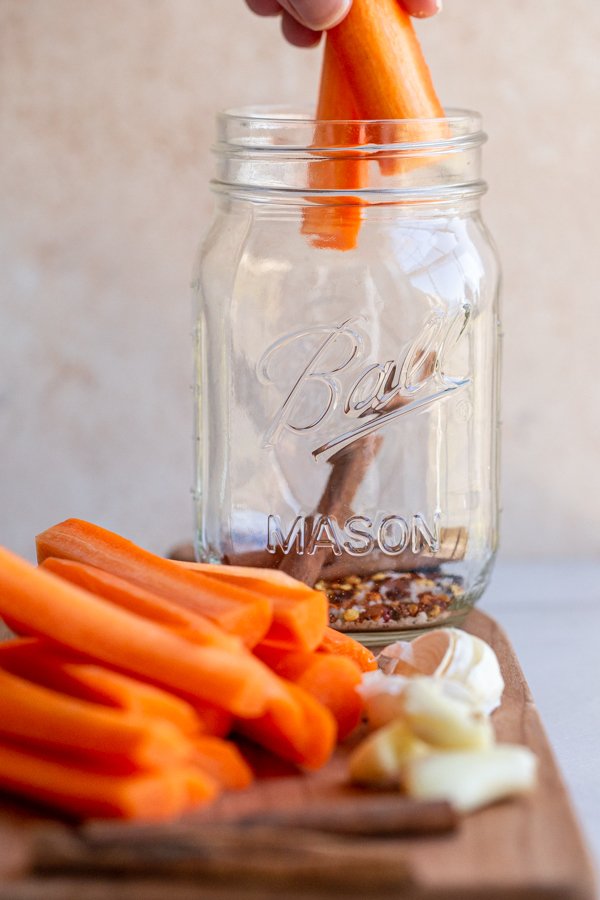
left=217, top=104, right=483, bottom=150
left=220, top=104, right=481, bottom=130
left=213, top=104, right=487, bottom=202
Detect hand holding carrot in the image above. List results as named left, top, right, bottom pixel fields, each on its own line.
left=246, top=0, right=442, bottom=46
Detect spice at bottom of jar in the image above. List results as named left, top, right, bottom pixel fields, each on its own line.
left=319, top=570, right=465, bottom=631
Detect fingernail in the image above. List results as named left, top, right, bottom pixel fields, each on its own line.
left=287, top=0, right=351, bottom=31
left=320, top=0, right=352, bottom=29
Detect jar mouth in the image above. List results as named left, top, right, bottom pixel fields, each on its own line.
left=213, top=104, right=486, bottom=203
left=216, top=105, right=484, bottom=154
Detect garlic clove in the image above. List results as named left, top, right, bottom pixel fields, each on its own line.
left=402, top=745, right=538, bottom=813
left=377, top=628, right=452, bottom=677
left=402, top=677, right=493, bottom=750
left=377, top=628, right=504, bottom=716
left=348, top=718, right=428, bottom=787
left=462, top=634, right=505, bottom=715
left=358, top=670, right=409, bottom=730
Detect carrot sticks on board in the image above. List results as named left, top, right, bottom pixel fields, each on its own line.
left=0, top=667, right=191, bottom=772
left=36, top=519, right=272, bottom=648
left=255, top=646, right=363, bottom=740
left=0, top=547, right=279, bottom=718
left=0, top=638, right=203, bottom=737
left=40, top=557, right=241, bottom=654
left=0, top=741, right=217, bottom=821
left=176, top=560, right=328, bottom=653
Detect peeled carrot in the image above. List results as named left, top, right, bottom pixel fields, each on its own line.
left=255, top=647, right=363, bottom=740
left=40, top=557, right=241, bottom=654
left=318, top=626, right=378, bottom=673
left=0, top=638, right=202, bottom=737
left=36, top=520, right=272, bottom=648
left=192, top=702, right=234, bottom=739
left=177, top=561, right=328, bottom=653
left=0, top=547, right=279, bottom=718
left=236, top=681, right=336, bottom=771
left=0, top=668, right=192, bottom=772
left=328, top=0, right=444, bottom=125
left=0, top=740, right=216, bottom=820
left=191, top=736, right=253, bottom=790
left=302, top=36, right=366, bottom=252
left=328, top=0, right=445, bottom=177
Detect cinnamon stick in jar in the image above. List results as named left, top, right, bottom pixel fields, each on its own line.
left=278, top=434, right=383, bottom=585
left=278, top=350, right=439, bottom=587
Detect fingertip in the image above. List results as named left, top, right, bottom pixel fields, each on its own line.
left=245, top=0, right=282, bottom=16
left=281, top=10, right=323, bottom=46
left=281, top=0, right=351, bottom=31
left=402, top=0, right=442, bottom=18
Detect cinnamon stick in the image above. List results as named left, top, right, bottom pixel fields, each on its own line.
left=278, top=351, right=439, bottom=586
left=25, top=821, right=415, bottom=895
left=278, top=434, right=383, bottom=585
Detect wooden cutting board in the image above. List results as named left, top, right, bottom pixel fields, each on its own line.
left=0, top=611, right=596, bottom=900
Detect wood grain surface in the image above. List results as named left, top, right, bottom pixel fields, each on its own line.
left=0, top=610, right=596, bottom=900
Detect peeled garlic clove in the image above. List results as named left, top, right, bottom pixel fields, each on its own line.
left=348, top=718, right=427, bottom=787
left=358, top=670, right=409, bottom=730
left=402, top=744, right=537, bottom=813
left=402, top=677, right=493, bottom=750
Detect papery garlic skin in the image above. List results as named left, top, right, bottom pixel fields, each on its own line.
left=438, top=630, right=504, bottom=715
left=358, top=670, right=409, bottom=730
left=402, top=745, right=538, bottom=812
left=376, top=628, right=504, bottom=715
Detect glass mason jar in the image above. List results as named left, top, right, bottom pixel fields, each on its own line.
left=193, top=106, right=501, bottom=644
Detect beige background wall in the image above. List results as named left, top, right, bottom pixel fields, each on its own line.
left=1, top=0, right=598, bottom=560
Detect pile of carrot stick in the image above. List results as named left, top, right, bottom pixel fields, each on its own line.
left=0, top=519, right=376, bottom=821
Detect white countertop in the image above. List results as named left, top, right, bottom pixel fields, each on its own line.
left=481, top=560, right=600, bottom=874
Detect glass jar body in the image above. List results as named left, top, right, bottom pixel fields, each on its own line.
left=193, top=112, right=501, bottom=643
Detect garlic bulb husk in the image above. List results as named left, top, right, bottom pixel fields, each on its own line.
left=358, top=670, right=409, bottom=730
left=437, top=630, right=504, bottom=715
left=376, top=628, right=504, bottom=715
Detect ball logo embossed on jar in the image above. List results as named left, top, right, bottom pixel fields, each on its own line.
left=258, top=305, right=471, bottom=461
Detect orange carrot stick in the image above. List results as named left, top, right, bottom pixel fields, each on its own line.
left=318, top=626, right=378, bottom=673
left=236, top=681, right=336, bottom=771
left=0, top=547, right=279, bottom=718
left=40, top=557, right=241, bottom=654
left=328, top=0, right=445, bottom=175
left=0, top=741, right=216, bottom=820
left=0, top=638, right=202, bottom=737
left=177, top=561, right=328, bottom=653
left=191, top=736, right=254, bottom=791
left=302, top=36, right=366, bottom=252
left=0, top=667, right=191, bottom=772
left=254, top=647, right=363, bottom=740
left=192, top=702, right=234, bottom=739
left=36, top=520, right=272, bottom=648
left=328, top=0, right=444, bottom=123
